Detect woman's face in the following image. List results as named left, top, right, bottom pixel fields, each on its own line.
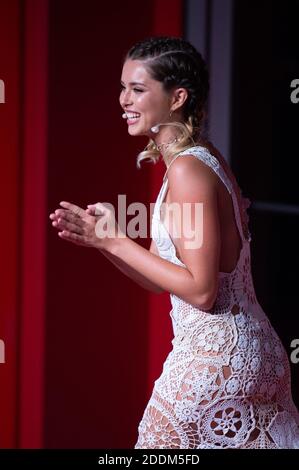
left=120, top=59, right=173, bottom=137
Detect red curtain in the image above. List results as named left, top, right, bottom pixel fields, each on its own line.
left=0, top=0, right=22, bottom=448
left=0, top=0, right=183, bottom=449
left=18, top=0, right=49, bottom=448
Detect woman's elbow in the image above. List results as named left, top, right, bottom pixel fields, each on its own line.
left=192, top=289, right=217, bottom=311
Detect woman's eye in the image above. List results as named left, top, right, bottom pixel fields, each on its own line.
left=120, top=86, right=144, bottom=93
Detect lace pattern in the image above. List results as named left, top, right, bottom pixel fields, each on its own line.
left=135, top=146, right=299, bottom=449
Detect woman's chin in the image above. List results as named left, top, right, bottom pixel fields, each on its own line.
left=128, top=126, right=145, bottom=137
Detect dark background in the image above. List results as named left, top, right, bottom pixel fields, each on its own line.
left=231, top=0, right=299, bottom=402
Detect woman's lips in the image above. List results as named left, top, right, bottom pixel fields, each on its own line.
left=122, top=112, right=141, bottom=126
left=127, top=117, right=140, bottom=125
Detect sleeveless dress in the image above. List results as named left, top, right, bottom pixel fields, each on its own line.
left=135, top=145, right=299, bottom=449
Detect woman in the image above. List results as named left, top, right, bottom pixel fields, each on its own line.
left=50, top=37, right=299, bottom=448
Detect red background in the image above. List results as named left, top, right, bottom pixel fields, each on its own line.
left=0, top=0, right=183, bottom=448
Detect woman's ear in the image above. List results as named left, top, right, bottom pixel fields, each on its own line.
left=171, top=88, right=188, bottom=112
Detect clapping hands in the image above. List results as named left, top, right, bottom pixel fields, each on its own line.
left=49, top=201, right=123, bottom=250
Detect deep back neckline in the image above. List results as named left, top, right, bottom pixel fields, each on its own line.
left=153, top=146, right=251, bottom=277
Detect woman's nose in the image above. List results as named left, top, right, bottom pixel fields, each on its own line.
left=120, top=89, right=133, bottom=107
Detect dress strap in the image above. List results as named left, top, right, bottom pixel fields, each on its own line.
left=155, top=177, right=168, bottom=221
left=163, top=146, right=249, bottom=243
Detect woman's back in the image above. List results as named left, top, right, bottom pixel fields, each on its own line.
left=136, top=145, right=299, bottom=449
left=207, top=142, right=248, bottom=275
left=160, top=142, right=250, bottom=278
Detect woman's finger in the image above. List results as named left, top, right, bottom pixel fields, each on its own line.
left=55, top=209, right=85, bottom=226
left=87, top=202, right=106, bottom=216
left=54, top=217, right=84, bottom=235
left=58, top=230, right=87, bottom=246
left=86, top=206, right=97, bottom=216
left=50, top=209, right=80, bottom=224
left=60, top=201, right=85, bottom=217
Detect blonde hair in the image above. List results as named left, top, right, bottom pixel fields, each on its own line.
left=136, top=117, right=205, bottom=169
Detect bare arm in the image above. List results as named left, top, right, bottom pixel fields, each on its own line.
left=107, top=235, right=212, bottom=309
left=106, top=157, right=220, bottom=310
left=99, top=239, right=164, bottom=294
left=51, top=157, right=220, bottom=310
left=50, top=202, right=164, bottom=294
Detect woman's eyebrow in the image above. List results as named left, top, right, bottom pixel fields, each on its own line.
left=120, top=80, right=147, bottom=87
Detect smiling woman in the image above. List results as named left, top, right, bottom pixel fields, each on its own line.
left=49, top=36, right=299, bottom=449
left=120, top=59, right=178, bottom=138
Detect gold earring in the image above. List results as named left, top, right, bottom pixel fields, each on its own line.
left=169, top=110, right=173, bottom=118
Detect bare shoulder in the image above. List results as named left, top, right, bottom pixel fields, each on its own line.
left=166, top=153, right=219, bottom=195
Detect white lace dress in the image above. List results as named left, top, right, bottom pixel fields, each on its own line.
left=135, top=146, right=299, bottom=449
